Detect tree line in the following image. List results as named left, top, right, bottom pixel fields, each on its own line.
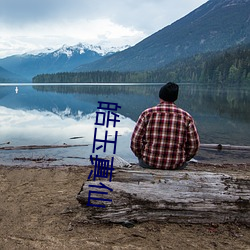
left=32, top=43, right=250, bottom=85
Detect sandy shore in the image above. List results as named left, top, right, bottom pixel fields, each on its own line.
left=0, top=163, right=249, bottom=250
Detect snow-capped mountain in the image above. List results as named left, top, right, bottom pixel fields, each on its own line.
left=51, top=43, right=130, bottom=58
left=28, top=43, right=130, bottom=58
left=0, top=43, right=130, bottom=81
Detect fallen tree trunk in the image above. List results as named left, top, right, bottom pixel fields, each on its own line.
left=0, top=144, right=88, bottom=150
left=200, top=143, right=250, bottom=151
left=77, top=168, right=250, bottom=225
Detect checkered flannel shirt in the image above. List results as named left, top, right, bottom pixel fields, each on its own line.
left=130, top=102, right=200, bottom=169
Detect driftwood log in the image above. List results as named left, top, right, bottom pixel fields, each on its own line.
left=200, top=143, right=250, bottom=151
left=77, top=167, right=250, bottom=225
left=0, top=144, right=88, bottom=150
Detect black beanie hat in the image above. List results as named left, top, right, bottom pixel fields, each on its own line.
left=159, top=82, right=179, bottom=102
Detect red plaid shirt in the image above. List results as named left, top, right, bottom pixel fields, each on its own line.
left=130, top=102, right=200, bottom=169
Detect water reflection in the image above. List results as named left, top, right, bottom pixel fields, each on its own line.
left=0, top=105, right=136, bottom=166
left=178, top=84, right=250, bottom=123
left=0, top=83, right=249, bottom=166
left=33, top=83, right=250, bottom=122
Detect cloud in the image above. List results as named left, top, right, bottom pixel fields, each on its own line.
left=0, top=0, right=73, bottom=25
left=0, top=0, right=207, bottom=32
left=0, top=17, right=145, bottom=57
left=0, top=0, right=208, bottom=57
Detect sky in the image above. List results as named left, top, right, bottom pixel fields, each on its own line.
left=0, top=0, right=208, bottom=58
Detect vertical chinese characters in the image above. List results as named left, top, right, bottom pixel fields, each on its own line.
left=87, top=101, right=121, bottom=208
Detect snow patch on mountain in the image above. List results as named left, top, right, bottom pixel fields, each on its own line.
left=19, top=43, right=130, bottom=59
left=52, top=43, right=130, bottom=58
left=26, top=43, right=130, bottom=59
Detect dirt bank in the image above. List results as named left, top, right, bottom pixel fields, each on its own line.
left=0, top=163, right=249, bottom=250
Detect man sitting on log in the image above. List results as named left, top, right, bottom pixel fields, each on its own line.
left=130, top=82, right=200, bottom=170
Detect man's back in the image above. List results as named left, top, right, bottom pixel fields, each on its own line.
left=130, top=82, right=199, bottom=170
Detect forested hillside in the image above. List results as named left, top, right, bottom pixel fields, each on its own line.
left=152, top=43, right=250, bottom=84
left=33, top=44, right=250, bottom=85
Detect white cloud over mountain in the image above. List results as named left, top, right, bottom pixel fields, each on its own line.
left=0, top=0, right=207, bottom=58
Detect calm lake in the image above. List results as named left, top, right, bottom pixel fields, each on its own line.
left=0, top=83, right=250, bottom=167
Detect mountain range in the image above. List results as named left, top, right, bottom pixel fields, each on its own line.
left=0, top=44, right=129, bottom=82
left=0, top=0, right=249, bottom=82
left=0, top=66, right=24, bottom=83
